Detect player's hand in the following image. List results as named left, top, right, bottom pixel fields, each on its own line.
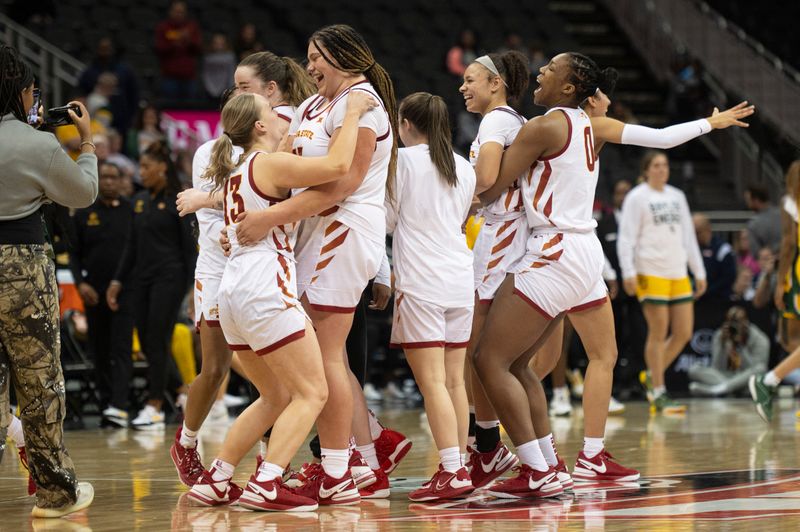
left=707, top=101, right=755, bottom=129
left=346, top=91, right=378, bottom=117
left=235, top=211, right=273, bottom=246
left=694, top=278, right=707, bottom=299
left=177, top=188, right=214, bottom=216
left=77, top=282, right=99, bottom=307
left=219, top=228, right=231, bottom=257
left=622, top=277, right=637, bottom=297
left=106, top=281, right=122, bottom=312
left=775, top=281, right=786, bottom=311
left=607, top=279, right=619, bottom=300
left=370, top=282, right=392, bottom=310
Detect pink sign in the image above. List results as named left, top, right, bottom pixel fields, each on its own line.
left=161, top=109, right=222, bottom=150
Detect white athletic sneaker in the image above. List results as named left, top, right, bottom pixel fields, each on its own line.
left=567, top=369, right=584, bottom=398
left=608, top=396, right=625, bottom=415
left=206, top=400, right=229, bottom=425
left=549, top=392, right=572, bottom=417
left=176, top=393, right=188, bottom=411
left=363, top=383, right=382, bottom=402
left=384, top=382, right=406, bottom=401
left=131, top=405, right=165, bottom=431
left=31, top=481, right=94, bottom=518
left=101, top=406, right=129, bottom=428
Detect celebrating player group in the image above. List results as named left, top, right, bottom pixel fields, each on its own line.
left=173, top=23, right=755, bottom=511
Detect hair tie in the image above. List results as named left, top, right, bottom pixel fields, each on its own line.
left=223, top=131, right=231, bottom=139
left=474, top=55, right=508, bottom=88
left=365, top=61, right=376, bottom=71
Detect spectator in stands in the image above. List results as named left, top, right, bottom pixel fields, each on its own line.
left=127, top=103, right=165, bottom=159
left=55, top=95, right=107, bottom=160
left=234, top=22, right=264, bottom=60
left=107, top=142, right=197, bottom=430
left=745, top=183, right=782, bottom=254
left=694, top=213, right=737, bottom=301
left=734, top=228, right=760, bottom=276
left=446, top=29, right=479, bottom=76
left=69, top=161, right=134, bottom=428
left=688, top=306, right=768, bottom=396
left=155, top=1, right=202, bottom=100
left=201, top=33, right=236, bottom=100
left=105, top=128, right=138, bottom=183
left=86, top=72, right=117, bottom=128
left=499, top=33, right=528, bottom=57
left=78, top=37, right=140, bottom=138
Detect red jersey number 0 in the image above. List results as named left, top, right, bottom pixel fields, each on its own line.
left=583, top=126, right=596, bottom=172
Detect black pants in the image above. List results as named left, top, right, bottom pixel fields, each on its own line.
left=346, top=291, right=368, bottom=386
left=85, top=289, right=134, bottom=410
left=134, top=274, right=187, bottom=402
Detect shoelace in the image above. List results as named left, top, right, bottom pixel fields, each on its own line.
left=185, top=447, right=204, bottom=479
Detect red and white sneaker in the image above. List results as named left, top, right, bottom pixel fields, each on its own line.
left=349, top=449, right=377, bottom=489
left=292, top=467, right=361, bottom=506
left=238, top=475, right=319, bottom=512
left=573, top=450, right=640, bottom=482
left=359, top=467, right=390, bottom=499
left=187, top=469, right=244, bottom=506
left=409, top=466, right=474, bottom=502
left=555, top=457, right=573, bottom=490
left=284, top=462, right=321, bottom=488
left=375, top=427, right=412, bottom=474
left=466, top=442, right=519, bottom=488
left=17, top=447, right=36, bottom=496
left=486, top=465, right=563, bottom=499
left=170, top=427, right=205, bottom=487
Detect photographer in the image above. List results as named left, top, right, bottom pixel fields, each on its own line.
left=688, top=306, right=769, bottom=396
left=0, top=45, right=97, bottom=517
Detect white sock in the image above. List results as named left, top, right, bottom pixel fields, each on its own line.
left=475, top=420, right=500, bottom=429
left=256, top=461, right=283, bottom=482
left=469, top=405, right=475, bottom=414
left=321, top=448, right=349, bottom=478
left=461, top=453, right=467, bottom=465
left=553, top=386, right=569, bottom=400
left=517, top=440, right=549, bottom=472
left=210, top=458, right=235, bottom=481
left=180, top=423, right=198, bottom=448
left=439, top=446, right=462, bottom=473
left=653, top=385, right=666, bottom=398
left=356, top=443, right=380, bottom=470
left=368, top=410, right=384, bottom=441
left=468, top=435, right=476, bottom=448
left=764, top=371, right=781, bottom=387
left=537, top=433, right=558, bottom=467
left=583, top=437, right=604, bottom=459
left=8, top=416, right=24, bottom=448
left=259, top=439, right=268, bottom=457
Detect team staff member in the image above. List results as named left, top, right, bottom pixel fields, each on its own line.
left=69, top=161, right=134, bottom=428
left=0, top=44, right=96, bottom=517
left=107, top=141, right=198, bottom=430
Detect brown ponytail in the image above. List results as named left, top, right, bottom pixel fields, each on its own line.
left=238, top=51, right=316, bottom=106
left=203, top=93, right=260, bottom=191
left=399, top=92, right=457, bottom=188
left=485, top=51, right=530, bottom=103
left=310, top=24, right=399, bottom=198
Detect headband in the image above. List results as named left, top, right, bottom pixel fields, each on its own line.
left=474, top=55, right=508, bottom=87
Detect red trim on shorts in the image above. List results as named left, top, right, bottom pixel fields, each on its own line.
left=255, top=329, right=306, bottom=356
left=445, top=341, right=470, bottom=348
left=568, top=296, right=608, bottom=314
left=478, top=298, right=494, bottom=305
left=228, top=343, right=250, bottom=351
left=247, top=153, right=285, bottom=203
left=309, top=303, right=357, bottom=314
left=389, top=341, right=446, bottom=349
left=538, top=109, right=572, bottom=161
left=512, top=288, right=554, bottom=320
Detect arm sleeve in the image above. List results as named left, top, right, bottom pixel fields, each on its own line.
left=374, top=249, right=391, bottom=286
left=620, top=119, right=712, bottom=149
left=616, top=191, right=640, bottom=279
left=680, top=192, right=706, bottom=280
left=68, top=212, right=86, bottom=285
left=40, top=141, right=98, bottom=208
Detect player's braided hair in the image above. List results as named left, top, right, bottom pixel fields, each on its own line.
left=238, top=51, right=316, bottom=106
left=310, top=24, right=398, bottom=199
left=566, top=52, right=618, bottom=104
left=0, top=45, right=34, bottom=123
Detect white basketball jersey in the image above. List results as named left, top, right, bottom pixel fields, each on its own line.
left=469, top=106, right=526, bottom=217
left=273, top=104, right=295, bottom=125
left=521, top=107, right=598, bottom=233
left=223, top=151, right=297, bottom=259
left=289, top=81, right=392, bottom=244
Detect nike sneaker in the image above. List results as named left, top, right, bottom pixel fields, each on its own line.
left=749, top=373, right=776, bottom=422
left=131, top=405, right=165, bottom=431
left=652, top=394, right=687, bottom=415
left=349, top=449, right=377, bottom=489
left=486, top=465, right=563, bottom=499
left=170, top=427, right=205, bottom=487
left=466, top=441, right=519, bottom=488
left=555, top=456, right=573, bottom=490
left=292, top=468, right=361, bottom=506
left=187, top=468, right=243, bottom=506
left=572, top=450, right=640, bottom=482
left=409, top=466, right=474, bottom=502
left=285, top=462, right=321, bottom=488
left=238, top=475, right=319, bottom=512
left=374, top=426, right=413, bottom=474
left=608, top=396, right=625, bottom=415
left=359, top=467, right=390, bottom=499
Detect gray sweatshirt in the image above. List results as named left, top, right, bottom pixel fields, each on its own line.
left=0, top=113, right=98, bottom=220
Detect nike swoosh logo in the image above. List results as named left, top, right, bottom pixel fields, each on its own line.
left=481, top=451, right=505, bottom=473
left=319, top=479, right=353, bottom=499
left=578, top=458, right=607, bottom=474
left=435, top=476, right=472, bottom=491
left=206, top=480, right=229, bottom=499
left=251, top=482, right=278, bottom=501
left=528, top=472, right=556, bottom=490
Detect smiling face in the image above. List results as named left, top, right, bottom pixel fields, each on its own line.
left=459, top=62, right=502, bottom=115
left=533, top=53, right=574, bottom=107
left=306, top=40, right=352, bottom=100
left=234, top=65, right=267, bottom=98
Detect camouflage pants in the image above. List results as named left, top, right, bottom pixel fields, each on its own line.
left=0, top=245, right=78, bottom=508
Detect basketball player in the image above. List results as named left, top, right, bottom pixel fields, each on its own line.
left=187, top=90, right=377, bottom=510
left=172, top=53, right=316, bottom=487
left=386, top=92, right=476, bottom=501
left=232, top=25, right=398, bottom=504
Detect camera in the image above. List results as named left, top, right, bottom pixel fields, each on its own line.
left=43, top=104, right=82, bottom=127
